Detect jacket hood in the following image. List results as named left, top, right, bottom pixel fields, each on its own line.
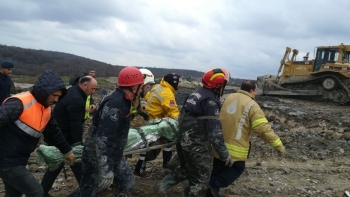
left=69, top=76, right=80, bottom=86
left=31, top=70, right=67, bottom=107
left=160, top=78, right=176, bottom=93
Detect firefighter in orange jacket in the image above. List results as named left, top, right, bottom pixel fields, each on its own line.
left=206, top=80, right=285, bottom=197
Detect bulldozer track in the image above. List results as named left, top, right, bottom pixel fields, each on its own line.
left=264, top=74, right=350, bottom=104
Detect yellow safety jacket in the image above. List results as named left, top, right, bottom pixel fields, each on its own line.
left=10, top=92, right=51, bottom=138
left=213, top=90, right=285, bottom=161
left=84, top=95, right=91, bottom=119
left=144, top=78, right=179, bottom=121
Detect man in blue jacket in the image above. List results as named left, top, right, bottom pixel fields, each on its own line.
left=0, top=60, right=14, bottom=105
left=0, top=70, right=75, bottom=197
left=41, top=76, right=97, bottom=196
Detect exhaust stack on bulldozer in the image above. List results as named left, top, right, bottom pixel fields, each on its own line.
left=257, top=43, right=350, bottom=104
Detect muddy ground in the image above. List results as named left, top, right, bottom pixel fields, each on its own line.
left=1, top=95, right=350, bottom=197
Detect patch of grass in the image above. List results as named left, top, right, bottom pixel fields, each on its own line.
left=11, top=75, right=39, bottom=84
left=96, top=78, right=112, bottom=86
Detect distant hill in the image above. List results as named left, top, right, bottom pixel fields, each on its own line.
left=0, top=44, right=246, bottom=83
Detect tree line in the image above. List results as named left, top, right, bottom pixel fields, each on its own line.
left=0, top=44, right=246, bottom=83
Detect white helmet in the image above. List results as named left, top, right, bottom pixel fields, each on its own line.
left=139, top=68, right=155, bottom=85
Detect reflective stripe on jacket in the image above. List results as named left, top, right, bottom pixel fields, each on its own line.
left=10, top=91, right=51, bottom=138
left=84, top=95, right=91, bottom=119
left=144, top=78, right=179, bottom=121
left=212, top=90, right=285, bottom=161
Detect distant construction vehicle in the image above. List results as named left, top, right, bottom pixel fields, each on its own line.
left=257, top=43, right=350, bottom=104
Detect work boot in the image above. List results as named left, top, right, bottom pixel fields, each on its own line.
left=165, top=154, right=180, bottom=171
left=344, top=190, right=350, bottom=197
left=154, top=174, right=180, bottom=195
left=133, top=170, right=152, bottom=179
left=206, top=183, right=225, bottom=197
left=115, top=192, right=130, bottom=197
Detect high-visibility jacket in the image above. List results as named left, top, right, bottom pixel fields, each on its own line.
left=144, top=78, right=179, bottom=121
left=213, top=90, right=285, bottom=161
left=84, top=95, right=91, bottom=119
left=0, top=70, right=72, bottom=168
left=11, top=91, right=51, bottom=138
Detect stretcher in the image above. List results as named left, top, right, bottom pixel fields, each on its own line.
left=36, top=117, right=178, bottom=171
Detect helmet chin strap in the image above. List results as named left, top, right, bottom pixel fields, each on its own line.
left=219, top=81, right=227, bottom=97
left=213, top=81, right=227, bottom=98
left=129, top=84, right=142, bottom=101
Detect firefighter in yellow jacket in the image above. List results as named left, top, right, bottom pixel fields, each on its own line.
left=144, top=73, right=180, bottom=121
left=206, top=80, right=285, bottom=197
left=144, top=73, right=180, bottom=171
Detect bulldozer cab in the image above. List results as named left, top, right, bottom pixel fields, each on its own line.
left=314, top=46, right=350, bottom=72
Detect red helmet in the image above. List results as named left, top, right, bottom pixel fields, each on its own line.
left=201, top=68, right=228, bottom=89
left=221, top=68, right=230, bottom=83
left=118, top=66, right=144, bottom=86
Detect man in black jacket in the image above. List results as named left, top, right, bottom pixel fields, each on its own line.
left=0, top=70, right=75, bottom=197
left=0, top=60, right=14, bottom=105
left=41, top=76, right=98, bottom=196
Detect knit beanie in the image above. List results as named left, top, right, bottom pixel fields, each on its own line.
left=163, top=73, right=180, bottom=90
left=1, top=60, right=14, bottom=68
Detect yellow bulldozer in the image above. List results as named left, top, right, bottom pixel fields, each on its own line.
left=257, top=43, right=350, bottom=104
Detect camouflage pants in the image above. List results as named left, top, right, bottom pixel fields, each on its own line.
left=172, top=141, right=213, bottom=197
left=69, top=156, right=134, bottom=197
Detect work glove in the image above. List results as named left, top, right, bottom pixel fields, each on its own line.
left=64, top=151, right=75, bottom=166
left=225, top=156, right=234, bottom=167
left=98, top=171, right=114, bottom=191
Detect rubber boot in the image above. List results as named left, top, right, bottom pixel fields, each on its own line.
left=162, top=149, right=173, bottom=168
left=134, top=159, right=145, bottom=173
left=154, top=173, right=180, bottom=195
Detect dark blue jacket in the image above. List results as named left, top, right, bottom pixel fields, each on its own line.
left=182, top=87, right=229, bottom=160
left=82, top=88, right=131, bottom=175
left=0, top=73, right=12, bottom=105
left=0, top=70, right=72, bottom=167
left=46, top=85, right=87, bottom=145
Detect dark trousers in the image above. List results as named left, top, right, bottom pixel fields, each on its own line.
left=69, top=156, right=134, bottom=197
left=205, top=157, right=245, bottom=197
left=134, top=146, right=172, bottom=173
left=41, top=163, right=83, bottom=194
left=0, top=165, right=44, bottom=197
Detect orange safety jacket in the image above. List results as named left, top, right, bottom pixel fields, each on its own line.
left=9, top=92, right=51, bottom=138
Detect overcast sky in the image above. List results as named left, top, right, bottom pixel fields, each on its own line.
left=1, top=0, right=350, bottom=79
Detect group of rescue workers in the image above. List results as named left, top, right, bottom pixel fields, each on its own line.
left=0, top=60, right=285, bottom=197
